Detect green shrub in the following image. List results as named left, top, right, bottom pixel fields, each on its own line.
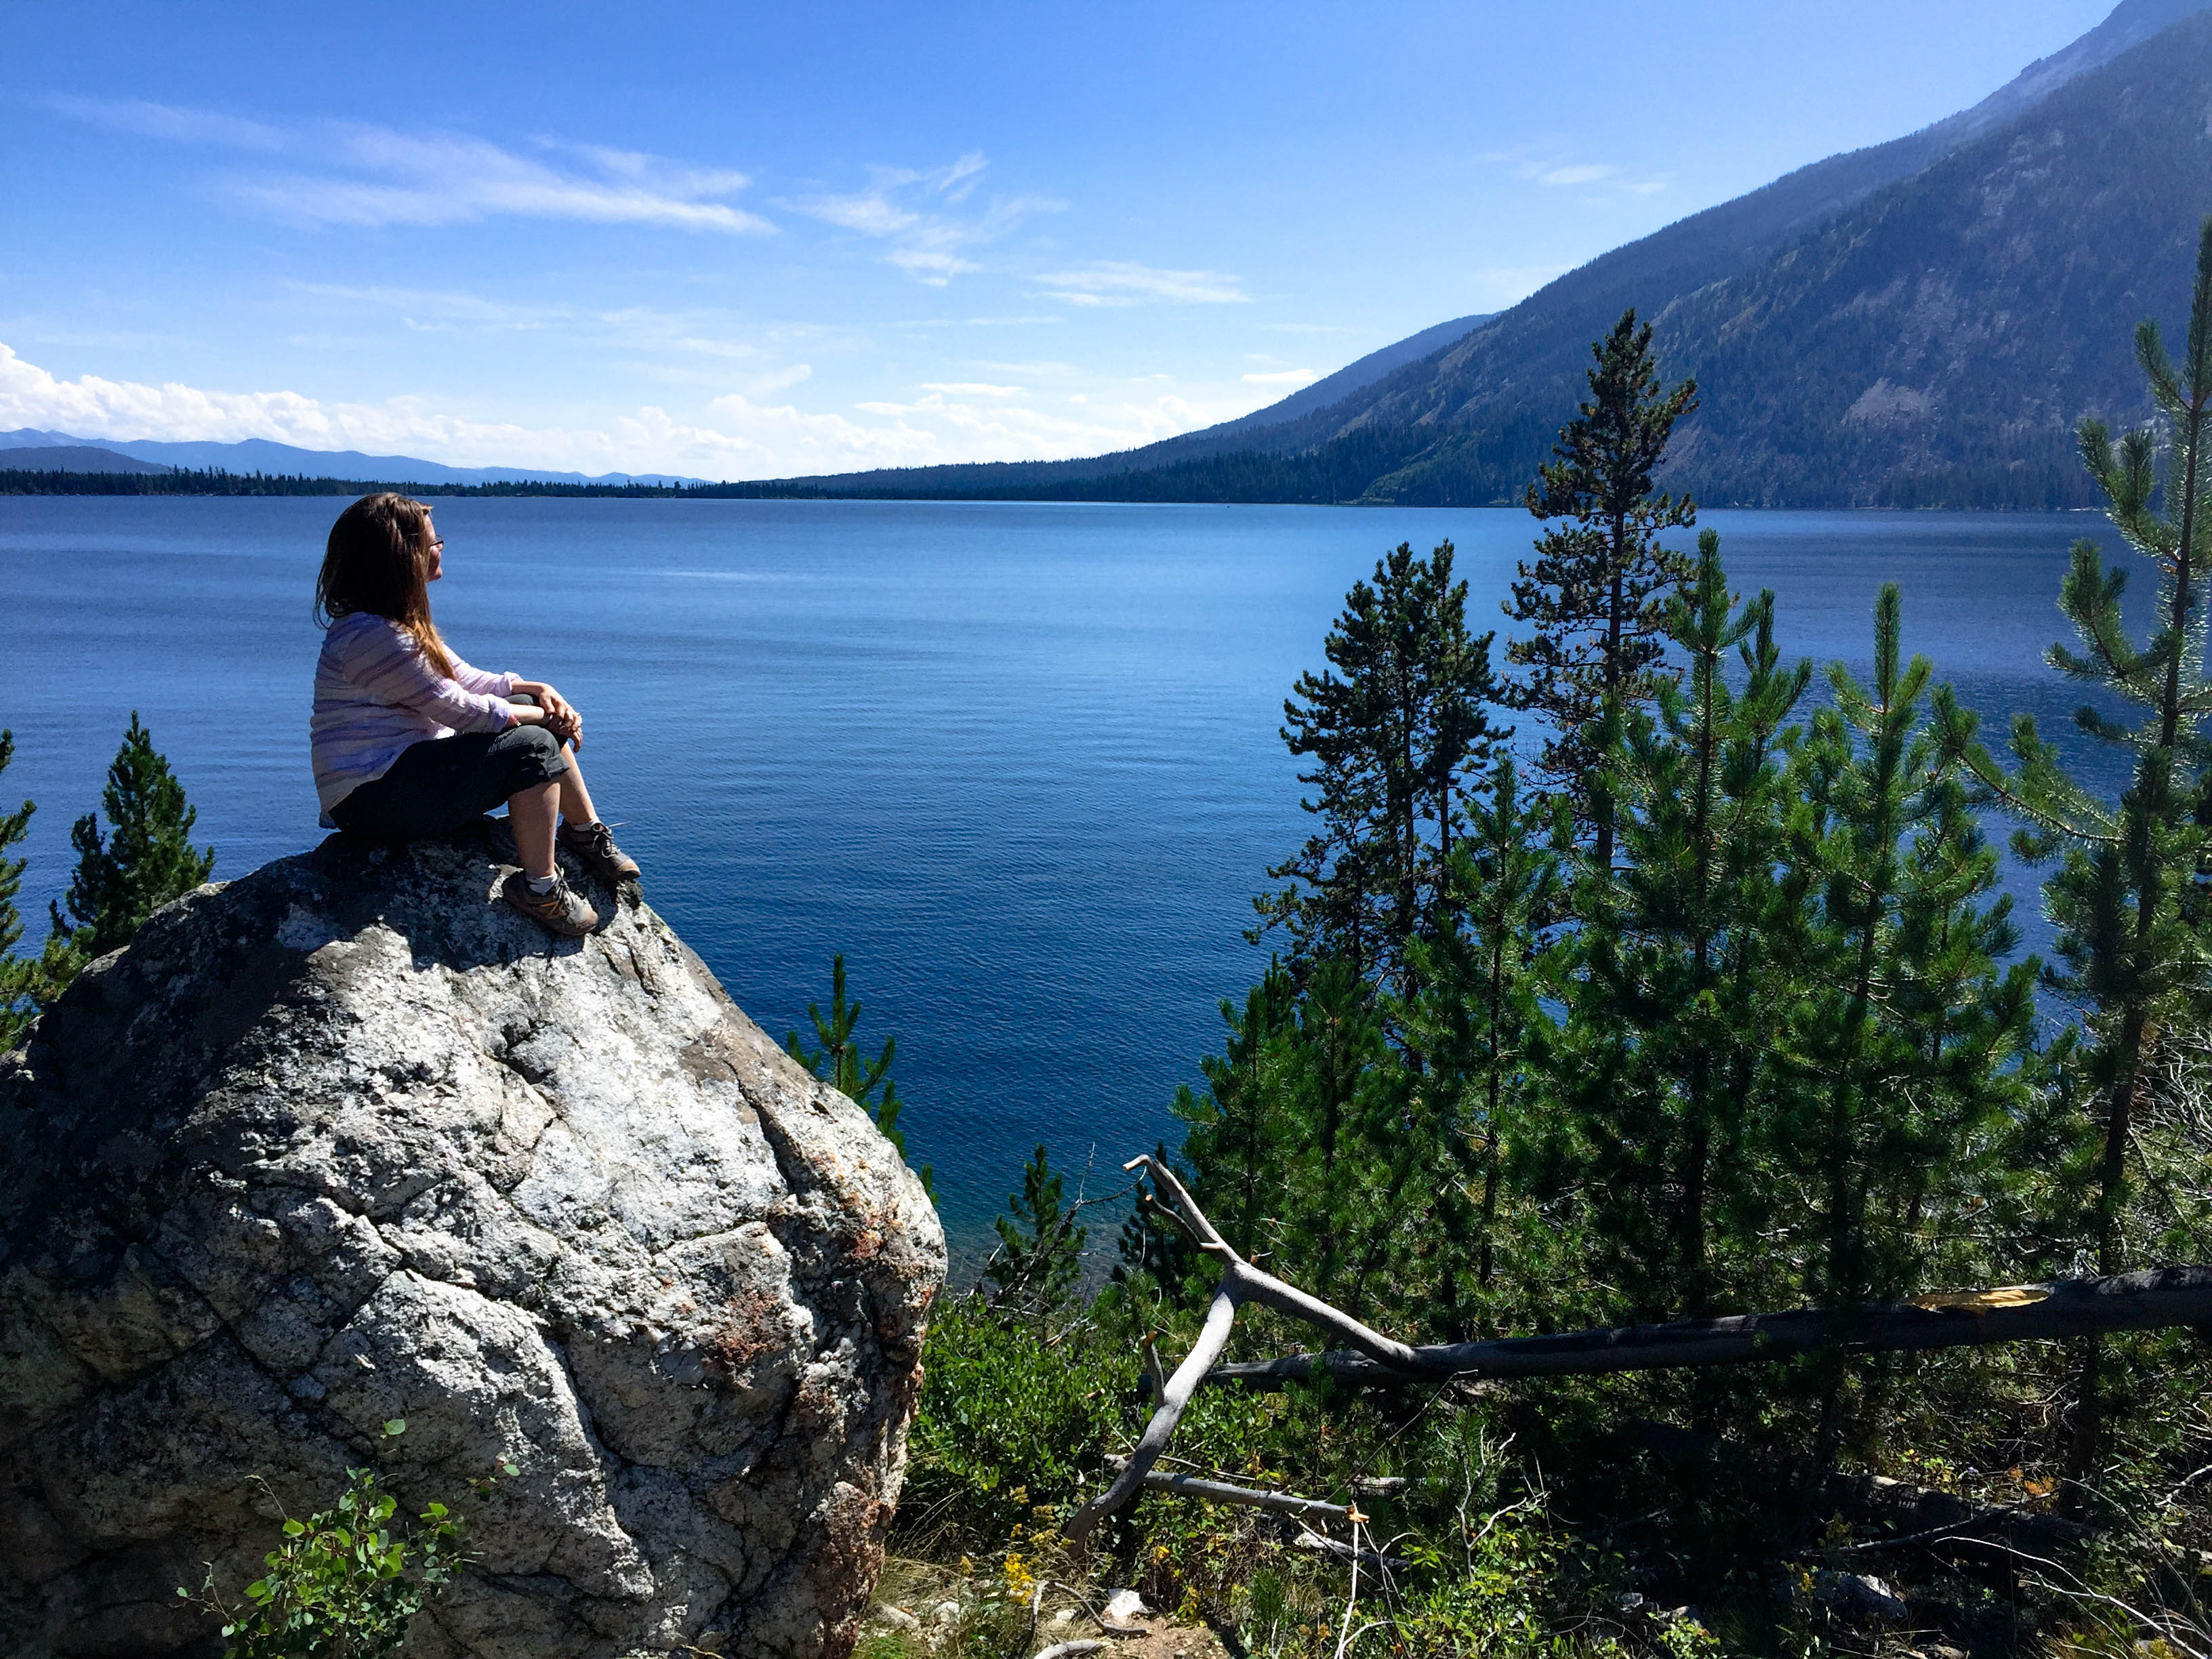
left=179, top=1421, right=508, bottom=1658
left=901, top=1294, right=1132, bottom=1546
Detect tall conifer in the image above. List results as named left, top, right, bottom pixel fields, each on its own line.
left=1785, top=587, right=2035, bottom=1454
left=1958, top=218, right=2212, bottom=1486
left=1256, top=540, right=1504, bottom=993
left=1401, top=758, right=1565, bottom=1334
left=1559, top=533, right=1810, bottom=1320
left=1506, top=309, right=1698, bottom=873
left=48, top=713, right=215, bottom=966
left=0, top=731, right=47, bottom=1050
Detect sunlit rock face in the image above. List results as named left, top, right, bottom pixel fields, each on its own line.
left=0, top=832, right=944, bottom=1658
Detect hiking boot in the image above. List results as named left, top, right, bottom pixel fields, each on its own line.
left=501, top=869, right=599, bottom=937
left=558, top=819, right=642, bottom=884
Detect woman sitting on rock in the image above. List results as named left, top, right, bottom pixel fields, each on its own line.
left=310, top=491, right=638, bottom=937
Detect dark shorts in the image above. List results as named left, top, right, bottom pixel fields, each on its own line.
left=330, top=722, right=569, bottom=843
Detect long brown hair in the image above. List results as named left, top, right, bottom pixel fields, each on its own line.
left=315, top=493, right=457, bottom=676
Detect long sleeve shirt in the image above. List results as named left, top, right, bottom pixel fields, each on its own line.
left=311, top=613, right=519, bottom=825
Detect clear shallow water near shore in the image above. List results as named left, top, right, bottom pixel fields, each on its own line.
left=0, top=498, right=2136, bottom=1260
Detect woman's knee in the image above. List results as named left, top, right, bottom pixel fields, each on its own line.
left=504, top=722, right=568, bottom=774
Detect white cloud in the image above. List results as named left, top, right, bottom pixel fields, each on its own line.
left=1242, top=369, right=1317, bottom=386
left=45, top=94, right=285, bottom=150
left=46, top=96, right=773, bottom=234
left=920, top=382, right=1024, bottom=396
left=0, top=338, right=1247, bottom=480
left=739, top=364, right=812, bottom=396
left=1485, top=148, right=1666, bottom=199
left=1034, top=262, right=1249, bottom=306
left=781, top=156, right=1061, bottom=286
left=234, top=129, right=774, bottom=232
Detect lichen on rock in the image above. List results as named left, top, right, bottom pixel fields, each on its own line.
left=0, top=830, right=945, bottom=1658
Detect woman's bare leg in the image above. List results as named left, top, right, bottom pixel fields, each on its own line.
left=508, top=777, right=560, bottom=880
left=556, top=747, right=600, bottom=829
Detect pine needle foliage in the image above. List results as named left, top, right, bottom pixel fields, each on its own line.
left=1948, top=216, right=2212, bottom=1483
left=0, top=731, right=58, bottom=1050
left=1254, top=539, right=1506, bottom=996
left=1504, top=308, right=1698, bottom=872
left=984, top=1143, right=1087, bottom=1328
left=787, top=954, right=934, bottom=1198
left=48, top=712, right=214, bottom=966
left=1551, top=531, right=1811, bottom=1322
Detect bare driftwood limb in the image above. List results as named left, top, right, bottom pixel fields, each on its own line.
left=1105, top=1455, right=1351, bottom=1522
left=1066, top=1278, right=1242, bottom=1549
left=1296, top=1528, right=1411, bottom=1572
left=1210, top=1265, right=2212, bottom=1389
left=1068, top=1151, right=2211, bottom=1560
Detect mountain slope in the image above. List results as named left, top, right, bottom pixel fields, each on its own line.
left=0, top=444, right=173, bottom=474
left=769, top=0, right=2212, bottom=504
left=0, top=428, right=701, bottom=487
left=1354, top=6, right=2212, bottom=506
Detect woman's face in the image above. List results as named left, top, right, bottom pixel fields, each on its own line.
left=422, top=520, right=444, bottom=583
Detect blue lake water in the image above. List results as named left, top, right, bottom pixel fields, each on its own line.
left=0, top=498, right=2139, bottom=1263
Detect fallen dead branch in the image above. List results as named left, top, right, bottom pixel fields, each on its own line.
left=1296, top=1528, right=1411, bottom=1573
left=1209, top=1265, right=2212, bottom=1389
left=1104, top=1454, right=1351, bottom=1522
left=1065, top=1150, right=2212, bottom=1551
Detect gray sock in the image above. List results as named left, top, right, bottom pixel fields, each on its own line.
left=527, top=874, right=558, bottom=895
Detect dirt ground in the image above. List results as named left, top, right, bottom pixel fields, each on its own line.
left=869, top=1557, right=1236, bottom=1657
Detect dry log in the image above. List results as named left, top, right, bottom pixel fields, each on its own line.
left=1209, top=1266, right=2212, bottom=1389
left=1105, top=1455, right=1351, bottom=1521
left=1293, top=1530, right=1411, bottom=1572
left=1066, top=1151, right=2209, bottom=1559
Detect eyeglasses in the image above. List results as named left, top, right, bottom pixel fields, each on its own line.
left=428, top=537, right=445, bottom=551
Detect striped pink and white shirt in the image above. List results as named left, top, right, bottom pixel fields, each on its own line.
left=312, top=613, right=519, bottom=824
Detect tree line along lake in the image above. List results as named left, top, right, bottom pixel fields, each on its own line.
left=0, top=495, right=2139, bottom=1259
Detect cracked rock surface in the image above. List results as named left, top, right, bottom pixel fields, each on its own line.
left=0, top=833, right=945, bottom=1658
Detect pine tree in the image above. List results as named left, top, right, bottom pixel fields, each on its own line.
left=1557, top=533, right=1811, bottom=1320
left=0, top=730, right=49, bottom=1050
left=1255, top=539, right=1505, bottom=995
left=47, top=713, right=214, bottom=968
left=985, top=1143, right=1088, bottom=1328
left=1174, top=960, right=1298, bottom=1260
left=1782, top=586, right=2035, bottom=1455
left=1400, top=759, right=1565, bottom=1335
left=786, top=954, right=934, bottom=1198
left=1954, top=218, right=2212, bottom=1486
left=1505, top=309, right=1698, bottom=873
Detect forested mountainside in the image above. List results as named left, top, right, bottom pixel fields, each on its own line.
left=760, top=0, right=2212, bottom=508
left=1357, top=7, right=2212, bottom=507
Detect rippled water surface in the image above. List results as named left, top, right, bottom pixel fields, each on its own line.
left=0, top=497, right=2135, bottom=1256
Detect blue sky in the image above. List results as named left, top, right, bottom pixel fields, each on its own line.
left=2, top=0, right=2112, bottom=478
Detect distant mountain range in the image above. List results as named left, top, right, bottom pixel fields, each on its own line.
left=0, top=429, right=702, bottom=488
left=750, top=0, right=2212, bottom=508
left=15, top=0, right=2210, bottom=509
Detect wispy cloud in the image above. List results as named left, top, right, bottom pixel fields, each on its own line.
left=45, top=96, right=773, bottom=234
left=1033, top=261, right=1249, bottom=307
left=1485, top=147, right=1667, bottom=198
left=743, top=363, right=813, bottom=396
left=237, top=129, right=773, bottom=232
left=919, top=382, right=1024, bottom=396
left=46, top=94, right=285, bottom=150
left=781, top=155, right=1061, bottom=286
left=1242, top=368, right=1317, bottom=386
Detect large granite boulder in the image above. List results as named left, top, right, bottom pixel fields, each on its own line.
left=0, top=832, right=945, bottom=1658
